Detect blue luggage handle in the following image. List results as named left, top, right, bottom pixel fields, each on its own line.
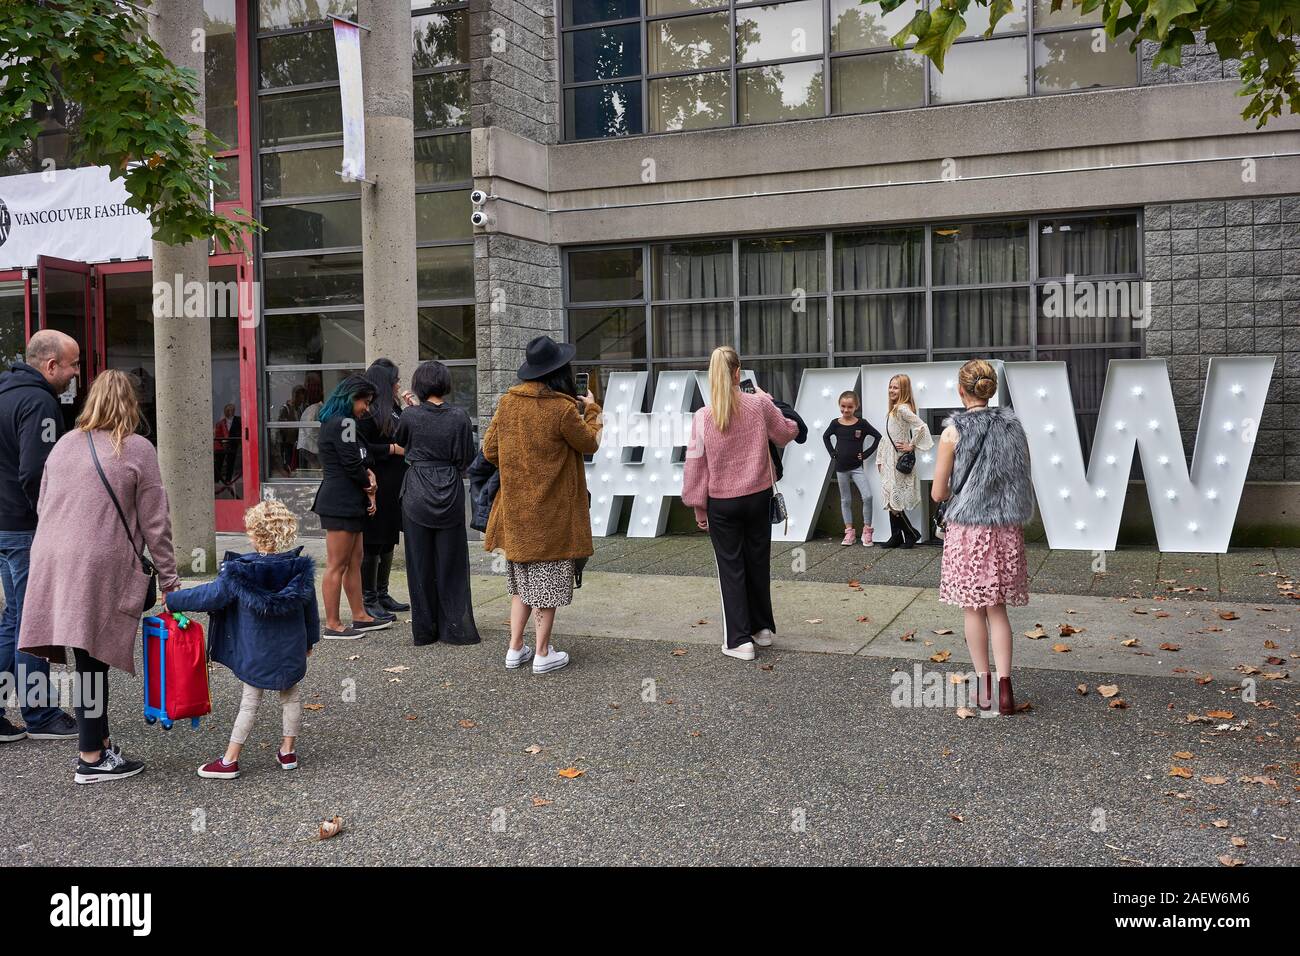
left=142, top=615, right=201, bottom=730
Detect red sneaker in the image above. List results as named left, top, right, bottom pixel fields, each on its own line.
left=197, top=757, right=240, bottom=779
left=277, top=750, right=298, bottom=770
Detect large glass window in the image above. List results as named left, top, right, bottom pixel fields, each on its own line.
left=256, top=3, right=477, bottom=477
left=566, top=212, right=1142, bottom=437
left=562, top=0, right=1138, bottom=138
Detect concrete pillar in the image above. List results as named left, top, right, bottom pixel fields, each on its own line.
left=150, top=0, right=214, bottom=573
left=358, top=0, right=419, bottom=378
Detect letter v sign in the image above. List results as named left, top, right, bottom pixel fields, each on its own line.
left=1004, top=357, right=1273, bottom=553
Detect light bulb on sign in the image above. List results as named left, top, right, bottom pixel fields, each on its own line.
left=1148, top=420, right=1159, bottom=431
left=600, top=474, right=610, bottom=483
left=1166, top=489, right=1177, bottom=500
left=597, top=496, right=607, bottom=504
left=921, top=453, right=932, bottom=464
left=1075, top=520, right=1086, bottom=531
left=1215, top=454, right=1227, bottom=466
left=1105, top=455, right=1116, bottom=466
left=1115, top=421, right=1127, bottom=431
left=668, top=381, right=678, bottom=391
left=1131, top=386, right=1143, bottom=397
left=812, top=420, right=823, bottom=429
left=1230, top=383, right=1242, bottom=396
left=1205, top=489, right=1218, bottom=500
left=1158, top=455, right=1169, bottom=466
left=616, top=405, right=626, bottom=414
left=1095, top=488, right=1107, bottom=499
left=1187, top=521, right=1198, bottom=532
left=1050, top=454, right=1061, bottom=466
left=640, top=517, right=649, bottom=526
left=1059, top=488, right=1070, bottom=499
left=945, top=380, right=954, bottom=390
left=1044, top=423, right=1055, bottom=434
left=821, top=387, right=831, bottom=398
left=804, top=452, right=814, bottom=463
left=1223, top=421, right=1234, bottom=432
left=917, top=382, right=927, bottom=391
left=618, top=383, right=628, bottom=392
left=1036, top=388, right=1047, bottom=399
left=605, top=450, right=614, bottom=460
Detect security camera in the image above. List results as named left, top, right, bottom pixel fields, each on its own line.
left=470, top=209, right=493, bottom=228
left=469, top=189, right=488, bottom=206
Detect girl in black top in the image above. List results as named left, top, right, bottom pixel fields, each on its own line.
left=359, top=358, right=416, bottom=622
left=311, top=375, right=391, bottom=639
left=822, top=391, right=882, bottom=546
left=395, top=360, right=480, bottom=646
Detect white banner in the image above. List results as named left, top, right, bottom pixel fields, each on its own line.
left=0, top=166, right=152, bottom=269
left=332, top=17, right=366, bottom=183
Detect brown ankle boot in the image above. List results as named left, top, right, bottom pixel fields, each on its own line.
left=998, top=676, right=1016, bottom=716
left=975, top=672, right=993, bottom=711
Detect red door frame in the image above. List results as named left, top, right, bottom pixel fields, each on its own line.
left=92, top=255, right=260, bottom=530
left=36, top=255, right=94, bottom=375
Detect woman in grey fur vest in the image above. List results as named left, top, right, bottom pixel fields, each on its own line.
left=931, top=360, right=1035, bottom=716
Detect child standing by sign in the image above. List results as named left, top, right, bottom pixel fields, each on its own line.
left=823, top=391, right=882, bottom=546
left=164, top=499, right=320, bottom=779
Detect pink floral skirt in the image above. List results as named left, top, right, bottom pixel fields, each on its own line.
left=939, top=523, right=1029, bottom=609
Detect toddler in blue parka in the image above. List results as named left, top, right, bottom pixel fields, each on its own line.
left=165, top=499, right=320, bottom=780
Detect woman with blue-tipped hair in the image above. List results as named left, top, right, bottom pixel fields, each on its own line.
left=310, top=374, right=391, bottom=639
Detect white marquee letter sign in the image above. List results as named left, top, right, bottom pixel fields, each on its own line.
left=1004, top=357, right=1273, bottom=553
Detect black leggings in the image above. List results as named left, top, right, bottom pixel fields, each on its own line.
left=72, top=649, right=110, bottom=753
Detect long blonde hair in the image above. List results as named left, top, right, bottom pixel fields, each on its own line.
left=707, top=345, right=741, bottom=432
left=887, top=373, right=917, bottom=418
left=77, top=369, right=142, bottom=455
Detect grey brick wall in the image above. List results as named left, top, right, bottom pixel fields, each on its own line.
left=473, top=233, right=565, bottom=432
left=1142, top=198, right=1296, bottom=482
left=1140, top=33, right=1238, bottom=87
left=469, top=0, right=558, bottom=144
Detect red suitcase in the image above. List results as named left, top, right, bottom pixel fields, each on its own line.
left=142, top=612, right=211, bottom=729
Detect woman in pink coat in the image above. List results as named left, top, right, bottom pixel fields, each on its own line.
left=20, top=369, right=180, bottom=784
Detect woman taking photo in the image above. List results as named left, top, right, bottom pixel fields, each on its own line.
left=483, top=335, right=601, bottom=674
left=931, top=359, right=1034, bottom=715
left=682, top=346, right=798, bottom=661
left=359, top=358, right=415, bottom=622
left=397, top=361, right=479, bottom=646
left=877, top=373, right=933, bottom=549
left=312, top=375, right=390, bottom=639
left=19, top=370, right=180, bottom=784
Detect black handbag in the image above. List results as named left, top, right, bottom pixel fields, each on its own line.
left=933, top=425, right=989, bottom=539
left=889, top=417, right=916, bottom=475
left=767, top=446, right=788, bottom=531
left=87, top=432, right=158, bottom=612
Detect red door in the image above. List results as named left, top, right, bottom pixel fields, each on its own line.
left=35, top=256, right=92, bottom=429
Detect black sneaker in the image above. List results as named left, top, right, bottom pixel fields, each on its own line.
left=0, top=717, right=27, bottom=743
left=351, top=617, right=393, bottom=632
left=73, top=742, right=121, bottom=769
left=364, top=604, right=396, bottom=623
left=74, top=748, right=144, bottom=785
left=26, top=711, right=78, bottom=740
left=322, top=625, right=364, bottom=640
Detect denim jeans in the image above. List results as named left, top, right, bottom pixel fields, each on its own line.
left=835, top=467, right=874, bottom=527
left=0, top=529, right=61, bottom=730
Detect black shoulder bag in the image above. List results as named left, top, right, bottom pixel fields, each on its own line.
left=889, top=415, right=917, bottom=475
left=933, top=425, right=989, bottom=540
left=87, top=432, right=158, bottom=612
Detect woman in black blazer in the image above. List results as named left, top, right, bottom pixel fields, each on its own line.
left=311, top=375, right=391, bottom=639
left=358, top=358, right=416, bottom=622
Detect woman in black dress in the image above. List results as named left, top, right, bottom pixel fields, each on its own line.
left=359, top=358, right=416, bottom=621
left=396, top=361, right=480, bottom=646
left=311, top=375, right=391, bottom=639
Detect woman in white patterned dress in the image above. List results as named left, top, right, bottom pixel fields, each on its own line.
left=876, top=373, right=932, bottom=548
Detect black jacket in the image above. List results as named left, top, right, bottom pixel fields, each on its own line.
left=769, top=399, right=808, bottom=483
left=466, top=450, right=499, bottom=534
left=0, top=362, right=64, bottom=531
left=311, top=416, right=372, bottom=518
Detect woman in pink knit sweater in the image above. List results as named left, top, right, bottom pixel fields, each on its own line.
left=683, top=346, right=798, bottom=661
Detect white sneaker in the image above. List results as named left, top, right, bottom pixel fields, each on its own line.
left=753, top=629, right=774, bottom=648
left=505, top=644, right=535, bottom=669
left=721, top=641, right=756, bottom=661
left=532, top=646, right=570, bottom=674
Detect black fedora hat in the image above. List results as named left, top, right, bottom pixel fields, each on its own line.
left=517, top=334, right=576, bottom=381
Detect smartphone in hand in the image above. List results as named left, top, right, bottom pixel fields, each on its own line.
left=575, top=371, right=590, bottom=395
left=739, top=380, right=756, bottom=394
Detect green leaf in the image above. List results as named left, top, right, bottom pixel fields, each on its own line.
left=913, top=7, right=967, bottom=72
left=1149, top=0, right=1199, bottom=34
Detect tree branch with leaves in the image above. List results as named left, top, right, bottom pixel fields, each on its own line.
left=0, top=0, right=255, bottom=248
left=878, top=0, right=1300, bottom=127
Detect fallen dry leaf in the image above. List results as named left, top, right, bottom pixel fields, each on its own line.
left=1077, top=684, right=1089, bottom=695
left=929, top=650, right=952, bottom=663
left=1159, top=643, right=1181, bottom=652
left=1107, top=699, right=1127, bottom=709
left=856, top=615, right=871, bottom=623
left=805, top=618, right=824, bottom=625
left=1200, top=776, right=1229, bottom=785
left=1230, top=836, right=1247, bottom=848
left=899, top=629, right=916, bottom=642
left=303, top=703, right=324, bottom=712
left=956, top=707, right=977, bottom=719
left=1121, top=638, right=1140, bottom=647
left=949, top=813, right=964, bottom=823
left=1170, top=766, right=1194, bottom=779
left=531, top=797, right=553, bottom=807
left=383, top=665, right=410, bottom=674
left=1174, top=751, right=1194, bottom=759
left=1024, top=625, right=1047, bottom=640
left=671, top=648, right=688, bottom=656
left=933, top=628, right=954, bottom=635
left=557, top=767, right=585, bottom=779
left=404, top=714, right=418, bottom=721
left=524, top=744, right=542, bottom=754
left=318, top=816, right=344, bottom=841
left=1098, top=684, right=1120, bottom=698
left=1217, top=855, right=1244, bottom=867
left=1195, top=674, right=1213, bottom=685
left=1014, top=700, right=1032, bottom=713
left=1211, top=819, right=1229, bottom=828
left=1059, top=623, right=1084, bottom=636
left=1205, top=709, right=1235, bottom=720
left=759, top=663, right=774, bottom=671
left=1218, top=611, right=1240, bottom=621
left=1052, top=643, right=1071, bottom=653
left=457, top=719, right=477, bottom=729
